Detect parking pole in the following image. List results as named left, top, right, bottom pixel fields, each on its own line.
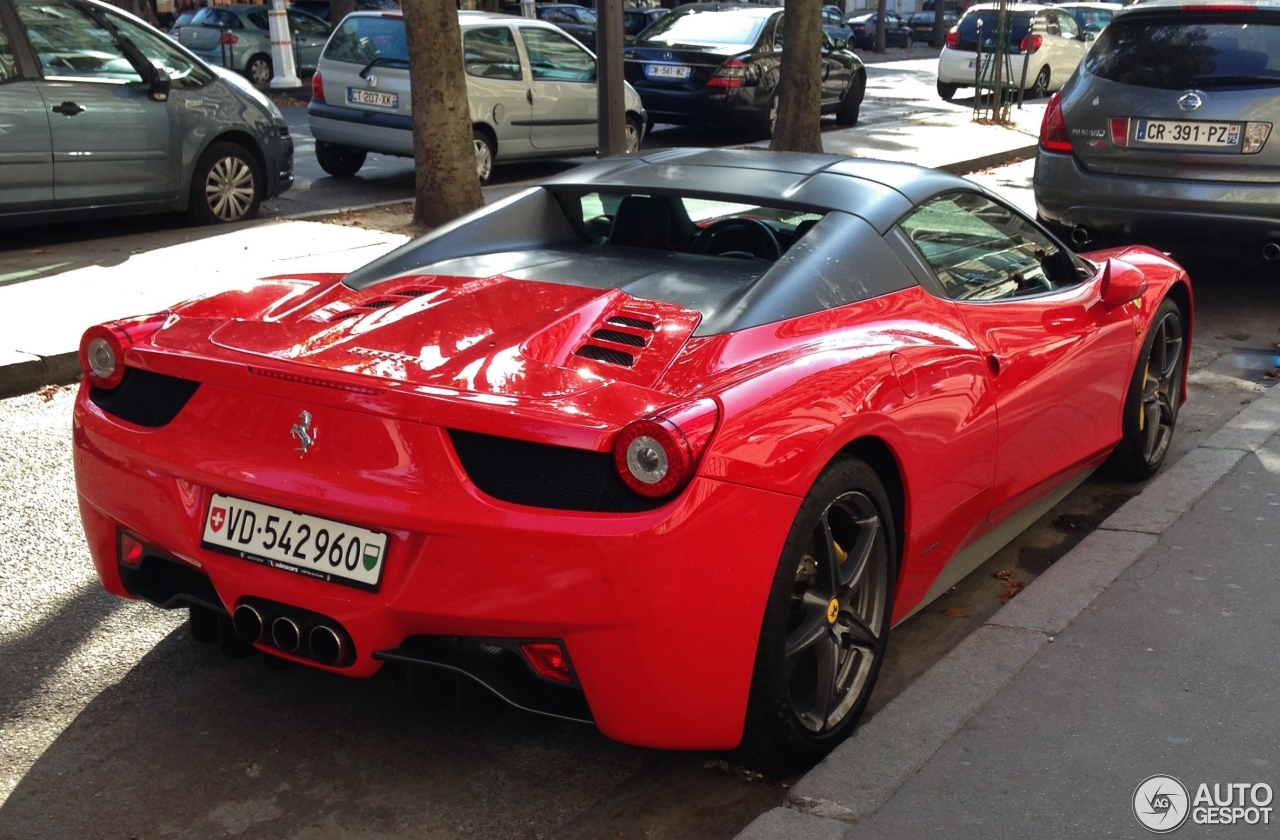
left=268, top=0, right=301, bottom=89
left=596, top=0, right=626, bottom=157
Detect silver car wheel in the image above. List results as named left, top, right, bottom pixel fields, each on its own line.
left=625, top=119, right=641, bottom=153
left=204, top=156, right=257, bottom=222
left=474, top=137, right=493, bottom=181
left=248, top=56, right=271, bottom=86
left=769, top=97, right=779, bottom=134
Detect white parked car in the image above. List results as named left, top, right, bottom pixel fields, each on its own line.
left=936, top=3, right=1091, bottom=101
left=307, top=11, right=648, bottom=183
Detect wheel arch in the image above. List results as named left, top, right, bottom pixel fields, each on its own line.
left=836, top=435, right=906, bottom=575
left=1162, top=279, right=1194, bottom=407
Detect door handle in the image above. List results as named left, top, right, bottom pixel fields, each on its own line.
left=526, top=89, right=533, bottom=104
left=987, top=353, right=1008, bottom=375
left=51, top=101, right=85, bottom=117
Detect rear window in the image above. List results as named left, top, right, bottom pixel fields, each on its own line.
left=634, top=9, right=767, bottom=48
left=955, top=11, right=1031, bottom=51
left=1085, top=15, right=1280, bottom=89
left=323, top=15, right=407, bottom=66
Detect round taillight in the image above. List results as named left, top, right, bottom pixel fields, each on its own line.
left=615, top=419, right=689, bottom=498
left=79, top=326, right=127, bottom=390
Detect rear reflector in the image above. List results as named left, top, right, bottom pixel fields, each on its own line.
left=120, top=532, right=146, bottom=568
left=520, top=642, right=573, bottom=683
left=1109, top=117, right=1130, bottom=147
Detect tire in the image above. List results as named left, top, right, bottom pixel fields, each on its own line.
left=740, top=455, right=898, bottom=776
left=835, top=70, right=865, bottom=126
left=937, top=81, right=959, bottom=101
left=187, top=141, right=262, bottom=225
left=245, top=53, right=272, bottom=87
left=1027, top=66, right=1050, bottom=100
left=315, top=141, right=367, bottom=178
left=624, top=114, right=643, bottom=153
left=473, top=127, right=495, bottom=185
left=1105, top=298, right=1184, bottom=481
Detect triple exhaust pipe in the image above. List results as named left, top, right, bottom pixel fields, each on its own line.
left=232, top=600, right=351, bottom=667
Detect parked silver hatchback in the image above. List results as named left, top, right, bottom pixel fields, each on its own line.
left=1034, top=0, right=1279, bottom=254
left=307, top=10, right=647, bottom=183
left=0, top=0, right=293, bottom=228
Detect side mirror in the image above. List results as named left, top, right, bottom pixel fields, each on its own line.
left=1083, top=29, right=1097, bottom=41
left=1099, top=258, right=1148, bottom=309
left=149, top=64, right=171, bottom=102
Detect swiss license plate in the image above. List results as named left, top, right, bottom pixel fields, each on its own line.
left=347, top=88, right=398, bottom=109
left=202, top=493, right=389, bottom=591
left=646, top=63, right=691, bottom=80
left=1134, top=119, right=1239, bottom=147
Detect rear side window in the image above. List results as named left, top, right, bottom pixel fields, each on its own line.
left=520, top=26, right=594, bottom=82
left=1085, top=15, right=1280, bottom=89
left=323, top=15, right=408, bottom=66
left=191, top=8, right=241, bottom=29
left=464, top=27, right=521, bottom=81
left=955, top=11, right=1031, bottom=51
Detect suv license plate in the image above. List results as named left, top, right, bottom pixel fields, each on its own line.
left=348, top=88, right=398, bottom=109
left=202, top=493, right=389, bottom=591
left=1134, top=119, right=1239, bottom=147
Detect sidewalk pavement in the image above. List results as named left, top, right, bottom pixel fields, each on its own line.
left=737, top=383, right=1280, bottom=838
left=0, top=92, right=1042, bottom=400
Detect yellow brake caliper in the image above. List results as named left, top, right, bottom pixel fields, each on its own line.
left=1140, top=363, right=1150, bottom=432
left=828, top=541, right=849, bottom=624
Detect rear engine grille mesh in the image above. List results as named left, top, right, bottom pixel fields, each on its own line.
left=448, top=430, right=666, bottom=513
left=90, top=368, right=200, bottom=428
left=392, top=289, right=434, bottom=298
left=363, top=299, right=397, bottom=309
left=575, top=345, right=635, bottom=368
left=590, top=328, right=646, bottom=348
left=607, top=315, right=655, bottom=331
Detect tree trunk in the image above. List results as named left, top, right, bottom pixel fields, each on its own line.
left=769, top=0, right=823, bottom=154
left=330, top=0, right=355, bottom=27
left=874, top=0, right=886, bottom=52
left=931, top=5, right=946, bottom=49
left=482, top=0, right=499, bottom=11
left=402, top=0, right=485, bottom=230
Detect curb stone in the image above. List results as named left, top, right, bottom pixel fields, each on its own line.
left=0, top=351, right=79, bottom=400
left=736, top=381, right=1280, bottom=838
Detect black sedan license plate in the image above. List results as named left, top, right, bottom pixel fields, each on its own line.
left=347, top=88, right=397, bottom=109
left=201, top=493, right=388, bottom=591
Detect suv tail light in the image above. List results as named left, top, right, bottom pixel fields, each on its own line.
left=78, top=312, right=170, bottom=391
left=613, top=398, right=719, bottom=499
left=1019, top=33, right=1042, bottom=53
left=1039, top=90, right=1073, bottom=154
left=708, top=58, right=745, bottom=88
left=945, top=26, right=959, bottom=48
left=311, top=69, right=324, bottom=101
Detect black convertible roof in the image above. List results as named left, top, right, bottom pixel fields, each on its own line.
left=540, top=148, right=975, bottom=233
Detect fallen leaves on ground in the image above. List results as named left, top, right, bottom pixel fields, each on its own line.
left=941, top=607, right=967, bottom=617
left=993, top=569, right=1013, bottom=580
left=35, top=385, right=66, bottom=401
left=29, top=248, right=54, bottom=255
left=999, top=580, right=1026, bottom=603
left=702, top=759, right=764, bottom=782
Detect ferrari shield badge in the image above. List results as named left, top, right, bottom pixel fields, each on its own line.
left=290, top=411, right=317, bottom=458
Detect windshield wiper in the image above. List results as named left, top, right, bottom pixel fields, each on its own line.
left=1189, top=73, right=1280, bottom=88
left=359, top=55, right=404, bottom=78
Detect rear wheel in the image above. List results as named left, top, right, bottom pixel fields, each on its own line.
left=755, top=95, right=779, bottom=140
left=741, top=455, right=896, bottom=776
left=473, top=128, right=495, bottom=184
left=1027, top=66, right=1050, bottom=99
left=835, top=70, right=866, bottom=126
left=246, top=53, right=271, bottom=86
left=624, top=114, right=643, bottom=153
left=315, top=141, right=366, bottom=178
left=937, top=80, right=958, bottom=101
left=1106, top=298, right=1184, bottom=481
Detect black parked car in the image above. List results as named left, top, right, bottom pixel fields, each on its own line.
left=537, top=3, right=597, bottom=44
left=906, top=9, right=958, bottom=43
left=845, top=11, right=912, bottom=49
left=625, top=5, right=669, bottom=39
left=821, top=4, right=854, bottom=48
left=624, top=2, right=866, bottom=136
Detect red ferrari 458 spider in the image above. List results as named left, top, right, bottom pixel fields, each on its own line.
left=73, top=149, right=1191, bottom=772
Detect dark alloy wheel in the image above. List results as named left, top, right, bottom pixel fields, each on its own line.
left=937, top=80, right=958, bottom=101
left=1027, top=66, right=1050, bottom=100
left=315, top=141, right=367, bottom=178
left=741, top=455, right=896, bottom=775
left=835, top=70, right=865, bottom=126
left=1107, top=298, right=1184, bottom=480
left=187, top=141, right=262, bottom=225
